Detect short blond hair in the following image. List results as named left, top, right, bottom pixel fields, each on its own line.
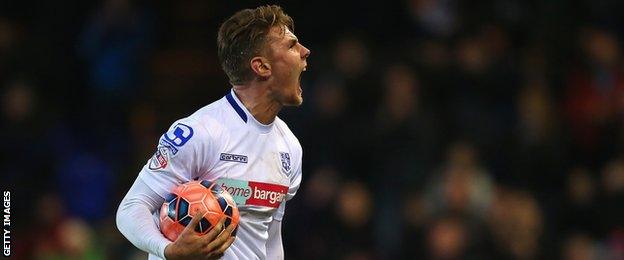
left=217, top=5, right=294, bottom=85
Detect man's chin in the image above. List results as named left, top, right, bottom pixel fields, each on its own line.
left=283, top=95, right=303, bottom=107
left=294, top=92, right=303, bottom=106
left=285, top=99, right=303, bottom=107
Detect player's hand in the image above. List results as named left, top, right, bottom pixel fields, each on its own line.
left=164, top=211, right=237, bottom=260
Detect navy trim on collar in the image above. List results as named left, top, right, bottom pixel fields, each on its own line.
left=226, top=91, right=248, bottom=123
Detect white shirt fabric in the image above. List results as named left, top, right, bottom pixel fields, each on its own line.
left=116, top=89, right=303, bottom=260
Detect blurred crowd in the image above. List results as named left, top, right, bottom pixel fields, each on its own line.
left=2, top=0, right=624, bottom=259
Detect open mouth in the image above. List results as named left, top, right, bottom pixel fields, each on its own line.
left=299, top=65, right=307, bottom=81
left=297, top=63, right=308, bottom=93
left=298, top=69, right=305, bottom=94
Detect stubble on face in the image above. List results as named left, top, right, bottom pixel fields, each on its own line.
left=265, top=26, right=306, bottom=107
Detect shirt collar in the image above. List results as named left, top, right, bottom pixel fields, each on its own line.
left=226, top=89, right=274, bottom=133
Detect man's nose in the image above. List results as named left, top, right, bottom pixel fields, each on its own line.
left=301, top=45, right=311, bottom=59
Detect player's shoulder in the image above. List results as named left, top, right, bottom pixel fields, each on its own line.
left=162, top=97, right=232, bottom=146
left=274, top=116, right=302, bottom=152
left=188, top=94, right=248, bottom=132
left=189, top=99, right=229, bottom=131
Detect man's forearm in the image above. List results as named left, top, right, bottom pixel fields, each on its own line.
left=116, top=178, right=171, bottom=259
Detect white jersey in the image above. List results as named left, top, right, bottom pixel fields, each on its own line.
left=139, top=89, right=303, bottom=259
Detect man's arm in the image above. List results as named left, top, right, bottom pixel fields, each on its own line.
left=117, top=119, right=234, bottom=259
left=116, top=177, right=171, bottom=258
left=266, top=218, right=285, bottom=259
left=117, top=171, right=236, bottom=260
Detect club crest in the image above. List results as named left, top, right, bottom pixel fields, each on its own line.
left=279, top=152, right=291, bottom=175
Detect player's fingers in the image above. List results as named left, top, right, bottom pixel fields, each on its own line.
left=205, top=235, right=234, bottom=259
left=206, top=253, right=224, bottom=260
left=224, top=220, right=236, bottom=234
left=180, top=210, right=206, bottom=237
left=215, top=236, right=236, bottom=255
left=207, top=220, right=233, bottom=249
left=202, top=216, right=226, bottom=244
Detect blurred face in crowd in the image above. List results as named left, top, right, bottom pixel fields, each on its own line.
left=260, top=25, right=310, bottom=106
left=583, top=29, right=620, bottom=67
left=563, top=234, right=595, bottom=260
left=336, top=181, right=372, bottom=227
left=427, top=218, right=467, bottom=259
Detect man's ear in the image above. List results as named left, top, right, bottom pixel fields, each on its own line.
left=251, top=57, right=271, bottom=78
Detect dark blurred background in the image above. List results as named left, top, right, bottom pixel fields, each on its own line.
left=2, top=0, right=624, bottom=259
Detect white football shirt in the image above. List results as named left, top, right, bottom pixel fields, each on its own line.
left=139, top=89, right=303, bottom=259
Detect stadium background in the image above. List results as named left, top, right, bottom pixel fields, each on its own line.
left=2, top=0, right=624, bottom=259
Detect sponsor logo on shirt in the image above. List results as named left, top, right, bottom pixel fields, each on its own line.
left=220, top=153, right=248, bottom=163
left=149, top=147, right=169, bottom=170
left=162, top=123, right=194, bottom=149
left=216, top=178, right=288, bottom=208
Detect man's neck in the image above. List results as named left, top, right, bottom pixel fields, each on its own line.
left=232, top=83, right=282, bottom=125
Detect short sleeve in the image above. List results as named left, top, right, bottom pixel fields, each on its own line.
left=138, top=118, right=215, bottom=198
left=286, top=162, right=302, bottom=202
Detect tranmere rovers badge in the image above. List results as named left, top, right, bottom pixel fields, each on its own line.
left=279, top=152, right=291, bottom=175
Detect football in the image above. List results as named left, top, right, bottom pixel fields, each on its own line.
left=159, top=180, right=240, bottom=241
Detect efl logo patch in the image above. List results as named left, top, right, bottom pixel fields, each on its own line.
left=216, top=178, right=288, bottom=208
left=220, top=153, right=248, bottom=163
left=279, top=152, right=291, bottom=175
left=149, top=147, right=169, bottom=170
